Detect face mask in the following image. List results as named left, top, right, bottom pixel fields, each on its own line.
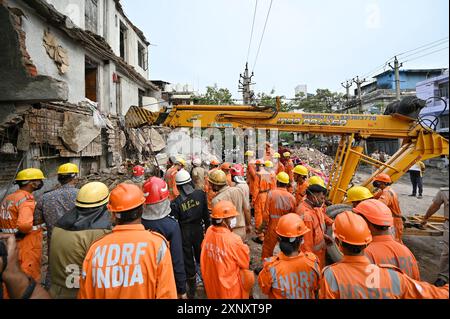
left=34, top=181, right=44, bottom=191
left=229, top=217, right=237, bottom=229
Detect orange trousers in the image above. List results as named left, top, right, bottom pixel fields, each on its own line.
left=393, top=218, right=404, bottom=244
left=254, top=192, right=268, bottom=240
left=262, top=221, right=278, bottom=260
left=18, top=229, right=43, bottom=281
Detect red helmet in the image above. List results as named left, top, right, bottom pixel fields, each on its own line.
left=143, top=177, right=169, bottom=204
left=230, top=164, right=244, bottom=177
left=133, top=165, right=145, bottom=177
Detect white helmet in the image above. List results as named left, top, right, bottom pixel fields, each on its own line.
left=193, top=158, right=202, bottom=167
left=176, top=169, right=192, bottom=186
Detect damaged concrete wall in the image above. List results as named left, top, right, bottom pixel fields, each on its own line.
left=8, top=0, right=85, bottom=103
left=0, top=2, right=68, bottom=102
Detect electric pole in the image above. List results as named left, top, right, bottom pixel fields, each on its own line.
left=353, top=76, right=366, bottom=114
left=239, top=63, right=255, bottom=105
left=341, top=80, right=352, bottom=102
left=389, top=56, right=403, bottom=101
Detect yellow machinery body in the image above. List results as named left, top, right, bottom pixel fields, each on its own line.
left=126, top=102, right=449, bottom=204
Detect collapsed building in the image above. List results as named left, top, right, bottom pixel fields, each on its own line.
left=0, top=0, right=162, bottom=196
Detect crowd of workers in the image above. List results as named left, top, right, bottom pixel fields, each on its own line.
left=0, top=145, right=448, bottom=300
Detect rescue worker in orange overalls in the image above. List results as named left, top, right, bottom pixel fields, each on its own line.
left=296, top=176, right=334, bottom=269
left=346, top=186, right=374, bottom=208
left=221, top=163, right=233, bottom=186
left=283, top=152, right=295, bottom=193
left=319, top=211, right=449, bottom=299
left=293, top=165, right=309, bottom=206
left=0, top=168, right=46, bottom=281
left=245, top=152, right=257, bottom=206
left=372, top=173, right=404, bottom=243
left=78, top=183, right=177, bottom=299
left=165, top=157, right=185, bottom=201
left=261, top=172, right=297, bottom=260
left=264, top=142, right=275, bottom=161
left=273, top=152, right=285, bottom=175
left=204, top=160, right=220, bottom=212
left=252, top=161, right=276, bottom=245
left=354, top=199, right=421, bottom=280
left=258, top=213, right=321, bottom=299
left=200, top=201, right=254, bottom=299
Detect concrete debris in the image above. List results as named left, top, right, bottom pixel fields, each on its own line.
left=61, top=112, right=101, bottom=153
left=164, top=128, right=218, bottom=163
left=291, top=147, right=334, bottom=174
left=0, top=142, right=17, bottom=154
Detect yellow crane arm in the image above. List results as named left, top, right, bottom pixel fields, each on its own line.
left=134, top=104, right=416, bottom=139
left=126, top=104, right=449, bottom=204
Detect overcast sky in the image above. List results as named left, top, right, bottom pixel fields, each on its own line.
left=122, top=0, right=449, bottom=99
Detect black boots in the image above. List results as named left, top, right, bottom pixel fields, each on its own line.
left=187, top=276, right=197, bottom=299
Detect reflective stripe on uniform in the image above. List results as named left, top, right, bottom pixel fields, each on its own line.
left=1, top=228, right=18, bottom=234
left=387, top=268, right=401, bottom=296
left=269, top=266, right=279, bottom=289
left=323, top=268, right=338, bottom=292
left=32, top=224, right=44, bottom=231
left=156, top=240, right=168, bottom=265
left=270, top=215, right=281, bottom=219
left=16, top=196, right=29, bottom=207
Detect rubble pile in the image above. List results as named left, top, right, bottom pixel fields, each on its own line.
left=292, top=147, right=334, bottom=174
left=76, top=167, right=130, bottom=191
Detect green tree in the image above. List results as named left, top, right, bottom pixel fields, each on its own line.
left=287, top=89, right=345, bottom=113
left=193, top=84, right=234, bottom=105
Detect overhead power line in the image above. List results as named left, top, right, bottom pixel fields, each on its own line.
left=401, top=40, right=449, bottom=60
left=252, top=0, right=274, bottom=72
left=396, top=36, right=449, bottom=57
left=246, top=0, right=259, bottom=63
left=403, top=46, right=449, bottom=63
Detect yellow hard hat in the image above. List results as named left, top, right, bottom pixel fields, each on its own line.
left=57, top=163, right=79, bottom=175
left=346, top=186, right=373, bottom=203
left=16, top=168, right=46, bottom=181
left=265, top=160, right=274, bottom=168
left=293, top=165, right=308, bottom=177
left=176, top=158, right=186, bottom=167
left=276, top=172, right=290, bottom=184
left=273, top=152, right=281, bottom=159
left=245, top=151, right=254, bottom=157
left=309, top=176, right=325, bottom=188
left=208, top=170, right=227, bottom=186
left=76, top=182, right=110, bottom=208
left=283, top=152, right=291, bottom=158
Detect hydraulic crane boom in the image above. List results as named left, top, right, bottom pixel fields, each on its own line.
left=126, top=101, right=449, bottom=204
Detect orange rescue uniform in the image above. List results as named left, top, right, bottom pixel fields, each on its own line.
left=284, top=160, right=295, bottom=192
left=375, top=187, right=404, bottom=243
left=78, top=224, right=177, bottom=299
left=296, top=201, right=334, bottom=269
left=165, top=166, right=180, bottom=201
left=254, top=169, right=275, bottom=241
left=0, top=189, right=43, bottom=281
left=319, top=255, right=449, bottom=299
left=275, top=162, right=285, bottom=175
left=365, top=235, right=420, bottom=280
left=258, top=252, right=321, bottom=299
left=204, top=168, right=218, bottom=211
left=200, top=226, right=252, bottom=299
left=261, top=188, right=296, bottom=260
left=295, top=181, right=309, bottom=206
left=247, top=162, right=257, bottom=205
